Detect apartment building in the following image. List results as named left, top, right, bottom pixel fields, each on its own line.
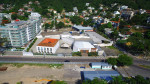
left=0, top=12, right=41, bottom=47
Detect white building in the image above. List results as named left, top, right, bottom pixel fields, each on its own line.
left=0, top=12, right=41, bottom=47
left=91, top=62, right=112, bottom=69
left=73, top=41, right=97, bottom=53
left=72, top=25, right=93, bottom=32
left=120, top=5, right=128, bottom=10
left=29, top=12, right=41, bottom=20
left=36, top=38, right=59, bottom=54
left=114, top=11, right=120, bottom=15
left=86, top=3, right=90, bottom=6
left=73, top=7, right=78, bottom=13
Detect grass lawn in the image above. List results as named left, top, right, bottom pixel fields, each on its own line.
left=107, top=46, right=124, bottom=54
left=139, top=65, right=150, bottom=69
left=0, top=63, right=63, bottom=68
left=130, top=28, right=149, bottom=33
left=107, top=46, right=117, bottom=49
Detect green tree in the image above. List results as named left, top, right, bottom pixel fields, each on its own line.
left=50, top=21, right=54, bottom=29
left=50, top=81, right=67, bottom=84
left=105, top=11, right=112, bottom=19
left=11, top=14, right=18, bottom=20
left=82, top=78, right=107, bottom=84
left=144, top=31, right=150, bottom=39
left=110, top=29, right=119, bottom=41
left=111, top=76, right=126, bottom=84
left=119, top=20, right=128, bottom=28
left=70, top=16, right=83, bottom=25
left=130, top=13, right=150, bottom=25
left=24, top=12, right=30, bottom=17
left=107, top=22, right=113, bottom=28
left=117, top=54, right=133, bottom=66
left=56, top=22, right=65, bottom=30
left=83, top=19, right=93, bottom=27
left=127, top=32, right=144, bottom=54
left=43, top=23, right=50, bottom=32
left=107, top=57, right=117, bottom=65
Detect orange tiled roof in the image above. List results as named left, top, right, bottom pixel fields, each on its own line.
left=11, top=12, right=16, bottom=14
left=111, top=21, right=119, bottom=23
left=146, top=10, right=150, bottom=14
left=38, top=38, right=59, bottom=47
left=124, top=25, right=132, bottom=28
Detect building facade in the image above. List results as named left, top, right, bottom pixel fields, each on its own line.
left=0, top=12, right=41, bottom=47
left=73, top=41, right=97, bottom=53
left=36, top=38, right=59, bottom=54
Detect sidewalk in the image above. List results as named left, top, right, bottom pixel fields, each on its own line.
left=1, top=55, right=105, bottom=59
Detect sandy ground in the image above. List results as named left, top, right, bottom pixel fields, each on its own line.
left=0, top=64, right=92, bottom=84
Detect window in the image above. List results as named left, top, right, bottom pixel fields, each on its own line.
left=38, top=47, right=40, bottom=50
left=50, top=48, right=52, bottom=51
left=41, top=47, right=43, bottom=52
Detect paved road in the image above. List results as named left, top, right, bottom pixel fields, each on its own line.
left=0, top=57, right=101, bottom=62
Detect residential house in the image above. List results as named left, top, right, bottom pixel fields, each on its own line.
left=147, top=17, right=150, bottom=23
left=113, top=11, right=120, bottom=18
left=139, top=9, right=146, bottom=14
left=87, top=7, right=95, bottom=14
left=146, top=10, right=150, bottom=15
left=120, top=5, right=128, bottom=10
left=111, top=3, right=118, bottom=7
left=99, top=6, right=103, bottom=10
left=121, top=9, right=134, bottom=20
left=111, top=21, right=119, bottom=28
left=34, top=1, right=40, bottom=5
left=18, top=8, right=24, bottom=12
left=104, top=28, right=113, bottom=35
left=86, top=3, right=90, bottom=6
left=73, top=7, right=78, bottom=13
left=104, top=18, right=110, bottom=24
left=28, top=1, right=33, bottom=5
left=27, top=8, right=33, bottom=12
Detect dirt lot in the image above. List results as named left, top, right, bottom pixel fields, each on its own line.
left=0, top=64, right=92, bottom=84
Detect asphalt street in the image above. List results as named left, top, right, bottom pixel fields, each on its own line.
left=0, top=57, right=101, bottom=62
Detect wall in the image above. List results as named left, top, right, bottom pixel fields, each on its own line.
left=94, top=41, right=113, bottom=47
left=45, top=35, right=60, bottom=39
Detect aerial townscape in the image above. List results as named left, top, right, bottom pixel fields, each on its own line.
left=0, top=0, right=150, bottom=84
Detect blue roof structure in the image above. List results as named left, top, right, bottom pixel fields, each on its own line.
left=82, top=71, right=120, bottom=81
left=73, top=25, right=93, bottom=30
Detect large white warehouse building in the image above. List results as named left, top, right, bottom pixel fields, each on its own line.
left=73, top=41, right=97, bottom=53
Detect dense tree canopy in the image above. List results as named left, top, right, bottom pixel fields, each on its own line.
left=117, top=54, right=133, bottom=66
left=56, top=22, right=65, bottom=30
left=130, top=13, right=150, bottom=26
left=107, top=58, right=117, bottom=65
left=70, top=16, right=83, bottom=25
left=1, top=0, right=150, bottom=14
left=83, top=75, right=150, bottom=84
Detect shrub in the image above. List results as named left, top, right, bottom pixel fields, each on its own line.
left=107, top=57, right=117, bottom=65
left=88, top=52, right=98, bottom=56
left=26, top=38, right=37, bottom=52
left=72, top=52, right=81, bottom=56
left=117, top=54, right=133, bottom=66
